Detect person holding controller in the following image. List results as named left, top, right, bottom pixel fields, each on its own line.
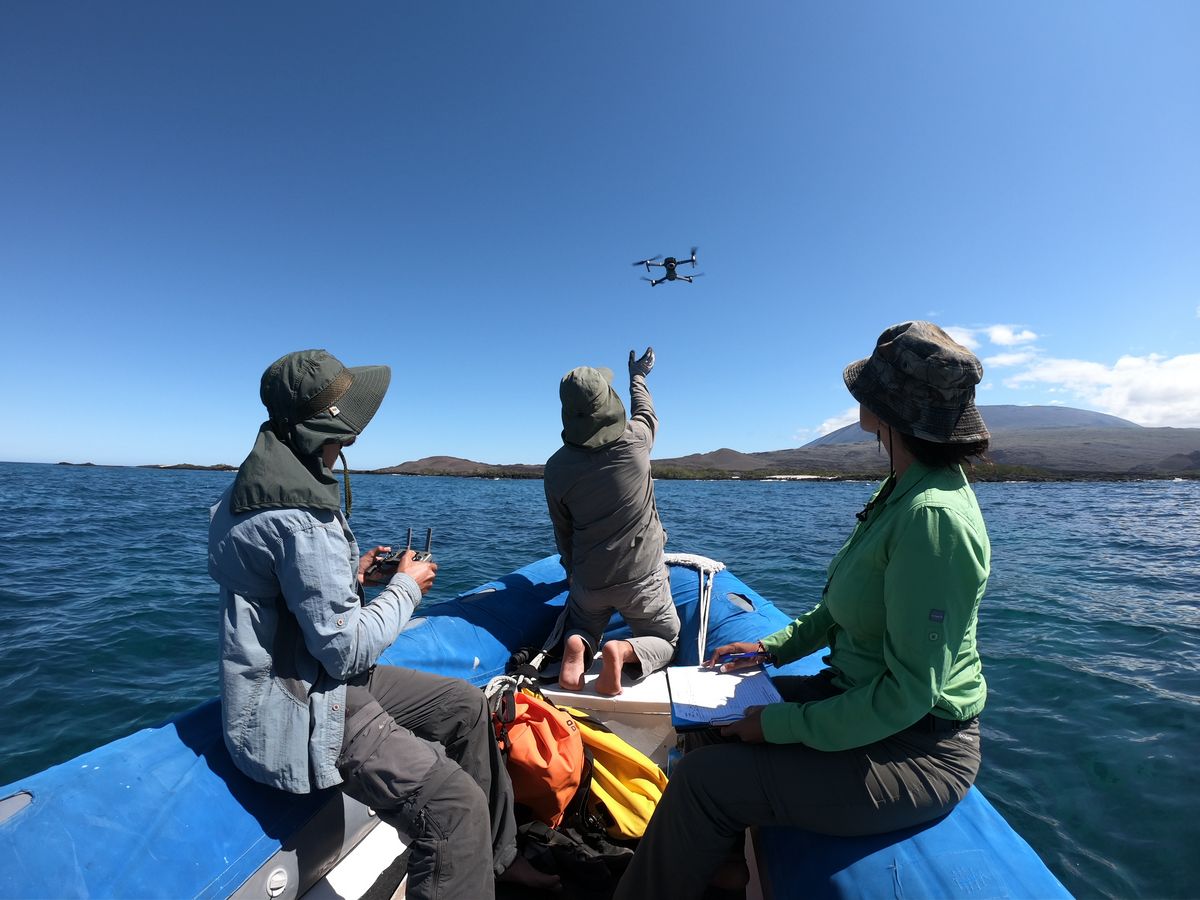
left=208, top=349, right=555, bottom=900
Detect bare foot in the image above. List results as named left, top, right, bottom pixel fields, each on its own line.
left=498, top=853, right=562, bottom=891
left=597, top=640, right=635, bottom=696
left=558, top=634, right=587, bottom=691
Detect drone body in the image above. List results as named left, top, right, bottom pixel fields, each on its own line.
left=633, top=247, right=702, bottom=286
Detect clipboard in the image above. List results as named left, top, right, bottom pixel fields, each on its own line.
left=664, top=665, right=783, bottom=732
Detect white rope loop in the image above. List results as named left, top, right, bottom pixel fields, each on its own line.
left=664, top=553, right=726, bottom=663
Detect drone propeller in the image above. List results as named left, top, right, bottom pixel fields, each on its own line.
left=689, top=246, right=699, bottom=266
left=632, top=255, right=663, bottom=266
left=640, top=276, right=656, bottom=283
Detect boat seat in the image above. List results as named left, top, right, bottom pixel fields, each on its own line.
left=540, top=653, right=675, bottom=765
left=754, top=787, right=1070, bottom=899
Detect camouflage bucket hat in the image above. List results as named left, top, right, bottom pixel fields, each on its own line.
left=560, top=366, right=627, bottom=449
left=261, top=349, right=392, bottom=438
left=843, top=321, right=989, bottom=444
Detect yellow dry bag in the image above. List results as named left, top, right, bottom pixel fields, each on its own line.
left=563, top=706, right=669, bottom=841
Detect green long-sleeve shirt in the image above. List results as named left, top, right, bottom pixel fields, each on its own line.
left=759, top=462, right=989, bottom=750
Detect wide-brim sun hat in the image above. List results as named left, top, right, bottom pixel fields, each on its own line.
left=560, top=365, right=627, bottom=449
left=260, top=349, right=392, bottom=437
left=843, top=321, right=989, bottom=444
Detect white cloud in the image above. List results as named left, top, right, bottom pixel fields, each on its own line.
left=986, top=325, right=1038, bottom=346
left=839, top=320, right=1198, bottom=428
left=943, top=326, right=980, bottom=350
left=816, top=405, right=861, bottom=436
left=945, top=323, right=1039, bottom=351
left=1005, top=353, right=1200, bottom=426
left=1195, top=305, right=1200, bottom=318
left=984, top=351, right=1037, bottom=368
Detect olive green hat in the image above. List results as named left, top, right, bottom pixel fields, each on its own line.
left=231, top=350, right=391, bottom=515
left=261, top=349, right=391, bottom=442
left=560, top=366, right=627, bottom=449
left=843, top=321, right=989, bottom=444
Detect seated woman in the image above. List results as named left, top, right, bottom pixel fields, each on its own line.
left=615, top=321, right=992, bottom=899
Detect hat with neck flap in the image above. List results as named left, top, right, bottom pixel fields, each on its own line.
left=231, top=349, right=391, bottom=516
left=560, top=366, right=627, bottom=450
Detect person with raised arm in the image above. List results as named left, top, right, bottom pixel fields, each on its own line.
left=544, top=347, right=680, bottom=697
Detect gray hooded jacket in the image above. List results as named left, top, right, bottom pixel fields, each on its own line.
left=544, top=373, right=665, bottom=589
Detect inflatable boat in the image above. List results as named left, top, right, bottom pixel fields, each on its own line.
left=0, top=555, right=1069, bottom=899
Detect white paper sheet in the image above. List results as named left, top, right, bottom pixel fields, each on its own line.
left=665, top=665, right=783, bottom=728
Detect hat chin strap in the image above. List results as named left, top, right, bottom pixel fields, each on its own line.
left=857, top=425, right=897, bottom=523
left=338, top=449, right=352, bottom=518
left=874, top=425, right=897, bottom=477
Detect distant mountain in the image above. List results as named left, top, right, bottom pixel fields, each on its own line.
left=363, top=406, right=1199, bottom=481
left=370, top=456, right=542, bottom=478
left=653, top=405, right=1200, bottom=479
left=807, top=405, right=1141, bottom=447
left=649, top=447, right=769, bottom=473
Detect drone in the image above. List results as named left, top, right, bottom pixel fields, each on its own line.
left=632, top=247, right=703, bottom=286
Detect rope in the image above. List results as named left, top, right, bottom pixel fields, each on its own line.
left=663, top=553, right=726, bottom=663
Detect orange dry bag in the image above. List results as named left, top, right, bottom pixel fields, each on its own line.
left=491, top=684, right=585, bottom=828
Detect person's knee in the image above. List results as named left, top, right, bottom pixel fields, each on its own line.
left=420, top=765, right=490, bottom=841
left=626, top=591, right=679, bottom=643
left=439, top=680, right=489, bottom=731
left=672, top=745, right=733, bottom=794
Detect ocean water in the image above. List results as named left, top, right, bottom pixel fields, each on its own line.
left=0, top=461, right=1197, bottom=898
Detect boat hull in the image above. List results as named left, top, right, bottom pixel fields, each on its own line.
left=0, top=556, right=1067, bottom=899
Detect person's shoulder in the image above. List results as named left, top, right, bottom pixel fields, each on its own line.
left=899, top=466, right=976, bottom=513
left=232, top=504, right=337, bottom=540
left=903, top=467, right=986, bottom=534
left=544, top=445, right=573, bottom=480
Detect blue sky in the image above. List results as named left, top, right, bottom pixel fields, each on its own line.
left=3, top=3, right=1197, bottom=468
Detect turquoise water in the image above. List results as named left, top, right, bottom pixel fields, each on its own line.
left=0, top=461, right=1197, bottom=898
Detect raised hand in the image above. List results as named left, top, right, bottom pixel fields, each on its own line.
left=628, top=346, right=655, bottom=378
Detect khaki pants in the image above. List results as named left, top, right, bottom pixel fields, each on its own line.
left=564, top=565, right=680, bottom=678
left=614, top=672, right=982, bottom=900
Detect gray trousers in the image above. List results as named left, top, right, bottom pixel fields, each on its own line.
left=614, top=672, right=983, bottom=900
left=336, top=665, right=516, bottom=900
left=565, top=565, right=680, bottom=677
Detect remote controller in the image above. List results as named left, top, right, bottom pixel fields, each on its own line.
left=367, top=527, right=434, bottom=576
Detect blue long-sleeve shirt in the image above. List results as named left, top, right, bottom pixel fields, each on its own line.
left=209, top=485, right=421, bottom=793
